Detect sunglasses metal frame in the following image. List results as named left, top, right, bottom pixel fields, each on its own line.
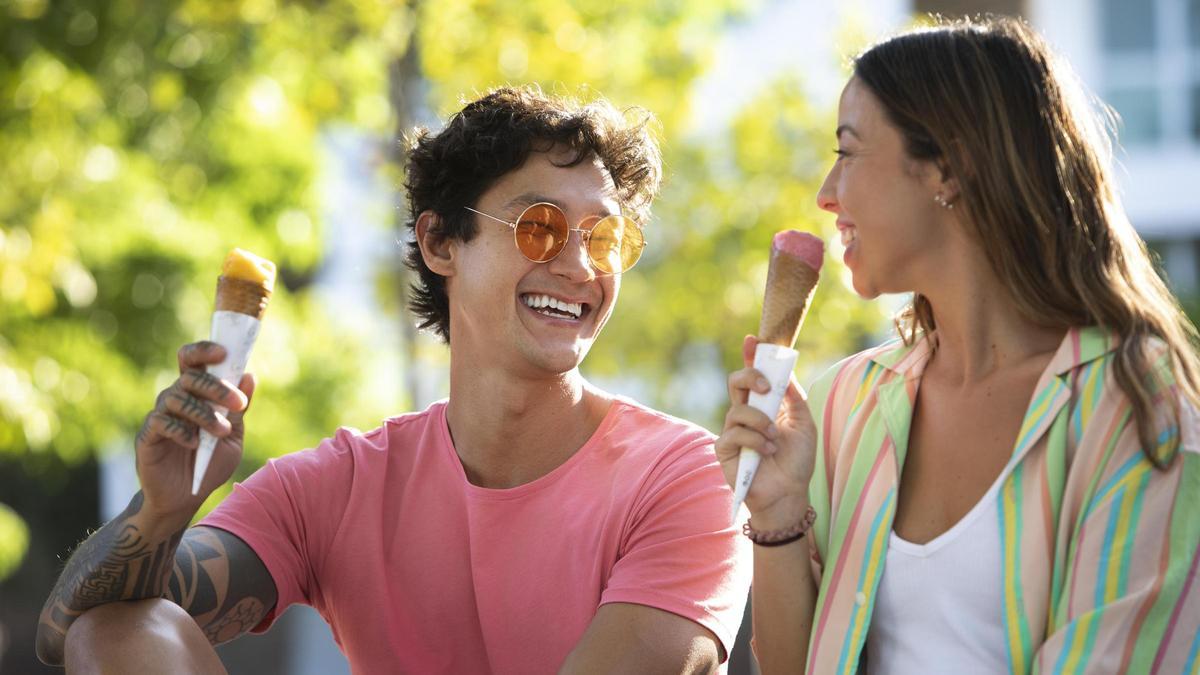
left=463, top=203, right=646, bottom=275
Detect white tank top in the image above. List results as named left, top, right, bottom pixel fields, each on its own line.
left=865, top=468, right=1011, bottom=674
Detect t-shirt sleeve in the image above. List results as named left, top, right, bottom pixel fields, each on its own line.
left=599, top=436, right=753, bottom=661
left=199, top=428, right=357, bottom=632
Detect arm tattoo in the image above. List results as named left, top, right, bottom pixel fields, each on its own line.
left=37, top=492, right=184, bottom=663
left=167, top=527, right=277, bottom=645
left=38, top=497, right=278, bottom=663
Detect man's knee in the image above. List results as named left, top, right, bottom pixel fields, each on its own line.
left=65, top=599, right=226, bottom=675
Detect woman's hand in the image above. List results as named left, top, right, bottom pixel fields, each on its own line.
left=715, top=335, right=817, bottom=527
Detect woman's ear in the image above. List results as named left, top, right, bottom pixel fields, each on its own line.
left=931, top=143, right=969, bottom=206
left=934, top=161, right=962, bottom=205
left=416, top=210, right=455, bottom=276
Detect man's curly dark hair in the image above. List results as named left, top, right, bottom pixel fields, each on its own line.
left=403, top=85, right=662, bottom=342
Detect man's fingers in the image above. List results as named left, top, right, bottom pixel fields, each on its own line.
left=161, top=390, right=231, bottom=437
left=142, top=411, right=199, bottom=448
left=237, top=372, right=255, bottom=405
left=177, top=342, right=227, bottom=373
left=179, top=370, right=247, bottom=412
left=228, top=373, right=256, bottom=424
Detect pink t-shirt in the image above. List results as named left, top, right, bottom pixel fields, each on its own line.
left=201, top=398, right=751, bottom=674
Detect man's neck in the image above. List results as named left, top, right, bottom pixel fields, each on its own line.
left=444, top=364, right=612, bottom=489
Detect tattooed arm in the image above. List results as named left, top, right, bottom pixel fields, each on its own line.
left=35, top=492, right=277, bottom=665
left=36, top=491, right=183, bottom=664
left=37, top=341, right=267, bottom=665
left=166, top=523, right=276, bottom=638
left=167, top=526, right=276, bottom=645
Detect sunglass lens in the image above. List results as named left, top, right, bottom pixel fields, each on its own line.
left=588, top=216, right=643, bottom=274
left=515, top=204, right=568, bottom=262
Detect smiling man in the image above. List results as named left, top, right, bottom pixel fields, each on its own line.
left=37, top=87, right=750, bottom=674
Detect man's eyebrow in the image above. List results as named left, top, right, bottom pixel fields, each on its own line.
left=835, top=124, right=861, bottom=140
left=501, top=193, right=619, bottom=218
left=503, top=193, right=555, bottom=210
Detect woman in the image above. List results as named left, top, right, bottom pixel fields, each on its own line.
left=716, top=16, right=1200, bottom=674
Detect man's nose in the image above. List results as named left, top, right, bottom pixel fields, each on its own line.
left=548, top=229, right=596, bottom=281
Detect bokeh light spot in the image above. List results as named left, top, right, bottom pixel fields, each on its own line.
left=33, top=357, right=61, bottom=392
left=131, top=272, right=164, bottom=309
left=247, top=76, right=287, bottom=123
left=498, top=38, right=528, bottom=78
left=89, top=310, right=119, bottom=342
left=66, top=11, right=98, bottom=46
left=276, top=209, right=313, bottom=245
left=61, top=370, right=91, bottom=403
left=82, top=145, right=119, bottom=182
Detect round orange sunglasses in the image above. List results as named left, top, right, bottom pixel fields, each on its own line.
left=464, top=202, right=646, bottom=275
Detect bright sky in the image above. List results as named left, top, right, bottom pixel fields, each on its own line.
left=688, top=0, right=911, bottom=136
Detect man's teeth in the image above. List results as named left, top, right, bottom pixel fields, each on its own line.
left=523, top=294, right=583, bottom=319
left=841, top=228, right=857, bottom=247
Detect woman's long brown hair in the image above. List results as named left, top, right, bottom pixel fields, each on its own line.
left=855, top=16, right=1200, bottom=466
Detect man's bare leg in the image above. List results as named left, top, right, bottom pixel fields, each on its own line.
left=65, top=598, right=227, bottom=675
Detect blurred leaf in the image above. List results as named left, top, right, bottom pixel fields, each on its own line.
left=0, top=503, right=30, bottom=581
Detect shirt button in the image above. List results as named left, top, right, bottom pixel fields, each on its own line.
left=855, top=592, right=867, bottom=606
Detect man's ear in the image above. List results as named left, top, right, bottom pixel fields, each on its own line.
left=415, top=210, right=456, bottom=276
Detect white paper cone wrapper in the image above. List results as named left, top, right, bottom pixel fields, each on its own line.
left=193, top=310, right=262, bottom=495
left=731, top=343, right=798, bottom=520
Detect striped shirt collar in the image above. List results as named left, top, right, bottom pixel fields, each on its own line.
left=867, top=325, right=1119, bottom=379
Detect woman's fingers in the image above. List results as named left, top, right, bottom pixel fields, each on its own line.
left=742, top=334, right=759, bottom=368
left=727, top=366, right=770, bottom=405
left=715, top=426, right=777, bottom=461
left=778, top=375, right=815, bottom=428
left=724, top=403, right=778, bottom=438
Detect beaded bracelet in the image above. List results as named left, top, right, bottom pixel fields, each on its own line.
left=742, top=506, right=817, bottom=547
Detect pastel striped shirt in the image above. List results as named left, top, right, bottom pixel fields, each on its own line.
left=803, top=326, right=1200, bottom=674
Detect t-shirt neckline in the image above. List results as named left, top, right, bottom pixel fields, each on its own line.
left=434, top=397, right=627, bottom=501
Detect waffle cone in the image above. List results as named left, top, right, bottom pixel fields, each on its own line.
left=214, top=275, right=272, bottom=319
left=758, top=249, right=819, bottom=347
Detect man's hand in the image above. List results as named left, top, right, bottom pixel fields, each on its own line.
left=35, top=341, right=261, bottom=665
left=136, top=341, right=253, bottom=520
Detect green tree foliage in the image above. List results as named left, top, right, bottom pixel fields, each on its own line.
left=0, top=0, right=408, bottom=517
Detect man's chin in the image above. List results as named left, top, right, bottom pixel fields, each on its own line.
left=526, top=342, right=592, bottom=375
